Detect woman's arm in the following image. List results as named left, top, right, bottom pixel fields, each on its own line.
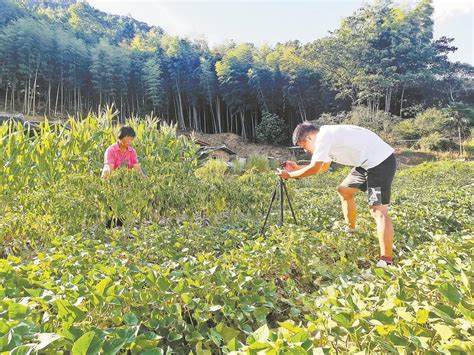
left=133, top=163, right=146, bottom=177
left=101, top=164, right=114, bottom=179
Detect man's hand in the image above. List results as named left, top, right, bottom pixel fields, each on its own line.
left=276, top=168, right=290, bottom=180
left=277, top=161, right=331, bottom=180
left=281, top=160, right=299, bottom=172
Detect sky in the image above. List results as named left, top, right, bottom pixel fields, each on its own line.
left=87, top=0, right=474, bottom=64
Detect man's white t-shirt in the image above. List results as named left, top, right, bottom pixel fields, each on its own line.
left=310, top=125, right=394, bottom=169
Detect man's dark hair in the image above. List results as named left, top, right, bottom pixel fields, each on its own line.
left=292, top=122, right=319, bottom=145
left=118, top=126, right=136, bottom=140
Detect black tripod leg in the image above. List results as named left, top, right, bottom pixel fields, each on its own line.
left=282, top=181, right=297, bottom=224
left=260, top=185, right=278, bottom=235
left=279, top=178, right=284, bottom=226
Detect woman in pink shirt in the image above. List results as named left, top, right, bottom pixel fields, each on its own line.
left=101, top=126, right=145, bottom=178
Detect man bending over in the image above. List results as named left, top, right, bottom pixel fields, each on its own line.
left=278, top=122, right=397, bottom=268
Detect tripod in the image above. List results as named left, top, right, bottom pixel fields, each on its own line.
left=260, top=177, right=297, bottom=235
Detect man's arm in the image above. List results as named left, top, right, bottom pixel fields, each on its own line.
left=278, top=161, right=330, bottom=179
left=289, top=161, right=330, bottom=178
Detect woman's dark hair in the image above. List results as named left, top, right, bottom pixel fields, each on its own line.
left=118, top=126, right=136, bottom=140
left=292, top=122, right=319, bottom=145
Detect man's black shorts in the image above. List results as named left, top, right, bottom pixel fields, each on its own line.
left=340, top=153, right=397, bottom=205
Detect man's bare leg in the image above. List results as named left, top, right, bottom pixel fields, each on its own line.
left=369, top=204, right=394, bottom=260
left=337, top=186, right=359, bottom=230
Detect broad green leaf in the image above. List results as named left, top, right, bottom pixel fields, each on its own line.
left=433, top=324, right=454, bottom=341
left=333, top=313, right=352, bottom=328
left=216, top=323, right=240, bottom=344
left=102, top=327, right=139, bottom=353
left=247, top=341, right=271, bottom=351
left=416, top=309, right=429, bottom=324
left=431, top=304, right=456, bottom=324
left=209, top=328, right=222, bottom=346
left=180, top=292, right=192, bottom=304
left=457, top=302, right=474, bottom=321
left=141, top=350, right=164, bottom=355
left=185, top=331, right=205, bottom=342
left=9, top=345, right=32, bottom=355
left=0, top=319, right=9, bottom=333
left=59, top=327, right=83, bottom=342
left=157, top=277, right=171, bottom=292
left=167, top=332, right=182, bottom=342
left=284, top=346, right=307, bottom=354
left=32, top=333, right=62, bottom=352
left=123, top=312, right=139, bottom=326
left=94, top=277, right=112, bottom=297
left=135, top=331, right=163, bottom=349
left=396, top=308, right=414, bottom=322
left=0, top=333, right=12, bottom=352
left=254, top=307, right=269, bottom=323
left=102, top=338, right=127, bottom=355
left=278, top=320, right=302, bottom=333
left=252, top=324, right=270, bottom=342
left=375, top=324, right=396, bottom=336
left=71, top=331, right=96, bottom=355
left=439, top=283, right=462, bottom=303
left=289, top=331, right=309, bottom=343
left=195, top=341, right=212, bottom=355
left=226, top=337, right=240, bottom=351
left=8, top=303, right=28, bottom=320
left=388, top=333, right=408, bottom=347
left=460, top=272, right=470, bottom=290
left=56, top=300, right=85, bottom=324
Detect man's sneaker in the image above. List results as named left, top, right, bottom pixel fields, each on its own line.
left=344, top=226, right=356, bottom=235
left=376, top=258, right=394, bottom=268
left=376, top=259, right=390, bottom=268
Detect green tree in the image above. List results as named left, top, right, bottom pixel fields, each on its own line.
left=255, top=111, right=288, bottom=145
left=216, top=43, right=255, bottom=138
left=143, top=53, right=166, bottom=112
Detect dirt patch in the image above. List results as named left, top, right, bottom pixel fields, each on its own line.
left=191, top=132, right=294, bottom=160
left=395, top=149, right=437, bottom=166
left=395, top=149, right=461, bottom=166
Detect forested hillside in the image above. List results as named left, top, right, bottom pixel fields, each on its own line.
left=0, top=0, right=472, bottom=139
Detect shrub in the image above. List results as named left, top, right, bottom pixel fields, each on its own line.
left=255, top=111, right=288, bottom=145
left=318, top=106, right=398, bottom=134
left=230, top=158, right=246, bottom=174
left=392, top=119, right=419, bottom=141
left=194, top=159, right=228, bottom=183
left=318, top=111, right=347, bottom=125
left=393, top=107, right=472, bottom=151
left=245, top=154, right=270, bottom=172
left=418, top=132, right=444, bottom=151
left=346, top=106, right=397, bottom=133
left=401, top=104, right=424, bottom=118
left=414, top=108, right=455, bottom=135
left=463, top=138, right=474, bottom=158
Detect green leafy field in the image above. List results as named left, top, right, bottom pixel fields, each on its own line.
left=0, top=116, right=473, bottom=354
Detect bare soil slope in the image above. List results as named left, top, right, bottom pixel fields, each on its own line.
left=192, top=132, right=293, bottom=160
